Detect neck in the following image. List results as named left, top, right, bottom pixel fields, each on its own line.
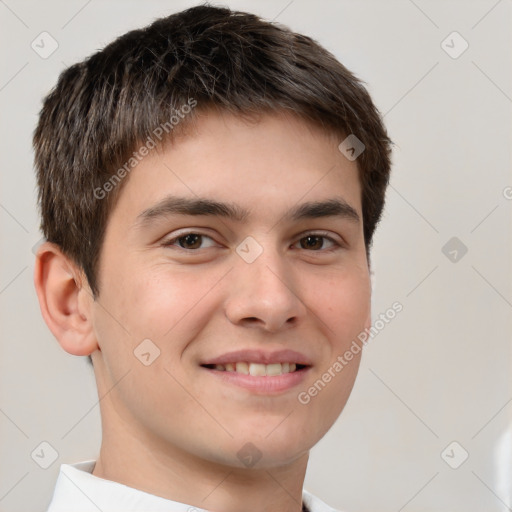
left=92, top=375, right=309, bottom=512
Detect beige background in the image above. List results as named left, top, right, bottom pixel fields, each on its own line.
left=0, top=0, right=511, bottom=511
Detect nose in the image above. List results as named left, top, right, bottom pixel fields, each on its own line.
left=223, top=244, right=307, bottom=332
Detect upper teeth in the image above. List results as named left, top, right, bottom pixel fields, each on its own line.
left=213, top=362, right=298, bottom=376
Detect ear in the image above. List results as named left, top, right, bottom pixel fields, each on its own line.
left=34, top=242, right=98, bottom=356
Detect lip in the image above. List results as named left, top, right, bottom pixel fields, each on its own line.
left=200, top=349, right=313, bottom=395
left=200, top=349, right=313, bottom=366
left=202, top=365, right=311, bottom=394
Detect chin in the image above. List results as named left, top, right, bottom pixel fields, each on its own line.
left=216, top=428, right=317, bottom=470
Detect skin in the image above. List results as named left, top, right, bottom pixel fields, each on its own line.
left=34, top=110, right=371, bottom=512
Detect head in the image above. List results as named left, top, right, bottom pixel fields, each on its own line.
left=34, top=4, right=391, bottom=470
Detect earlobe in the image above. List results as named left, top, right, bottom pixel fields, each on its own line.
left=34, top=242, right=98, bottom=356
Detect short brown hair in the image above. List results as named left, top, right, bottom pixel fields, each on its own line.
left=34, top=3, right=392, bottom=301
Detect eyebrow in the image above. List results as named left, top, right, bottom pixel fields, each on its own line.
left=134, top=195, right=360, bottom=229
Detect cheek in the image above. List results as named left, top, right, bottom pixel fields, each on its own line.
left=310, top=265, right=371, bottom=347
left=298, top=270, right=369, bottom=436
left=106, top=264, right=227, bottom=350
left=101, top=263, right=182, bottom=333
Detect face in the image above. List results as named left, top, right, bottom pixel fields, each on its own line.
left=90, top=110, right=371, bottom=469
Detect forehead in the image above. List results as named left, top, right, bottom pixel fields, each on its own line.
left=108, top=110, right=362, bottom=229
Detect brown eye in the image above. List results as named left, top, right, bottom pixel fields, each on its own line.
left=298, top=234, right=338, bottom=251
left=300, top=235, right=323, bottom=250
left=177, top=233, right=202, bottom=249
left=162, top=232, right=217, bottom=250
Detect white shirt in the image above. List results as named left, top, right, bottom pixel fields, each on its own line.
left=46, top=460, right=342, bottom=512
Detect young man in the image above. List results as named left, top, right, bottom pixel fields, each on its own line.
left=33, top=4, right=392, bottom=511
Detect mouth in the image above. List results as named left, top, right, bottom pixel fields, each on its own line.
left=199, top=349, right=312, bottom=394
left=201, top=361, right=309, bottom=375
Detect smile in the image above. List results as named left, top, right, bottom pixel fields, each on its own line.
left=202, top=362, right=305, bottom=376
left=200, top=351, right=312, bottom=393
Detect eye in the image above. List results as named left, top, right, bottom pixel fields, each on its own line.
left=295, top=232, right=341, bottom=251
left=161, top=230, right=343, bottom=252
left=161, top=232, right=217, bottom=250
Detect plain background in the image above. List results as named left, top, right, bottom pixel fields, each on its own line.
left=1, top=1, right=511, bottom=511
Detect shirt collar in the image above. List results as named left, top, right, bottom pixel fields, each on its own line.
left=46, top=460, right=340, bottom=512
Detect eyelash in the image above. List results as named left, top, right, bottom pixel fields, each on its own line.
left=161, top=231, right=343, bottom=252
